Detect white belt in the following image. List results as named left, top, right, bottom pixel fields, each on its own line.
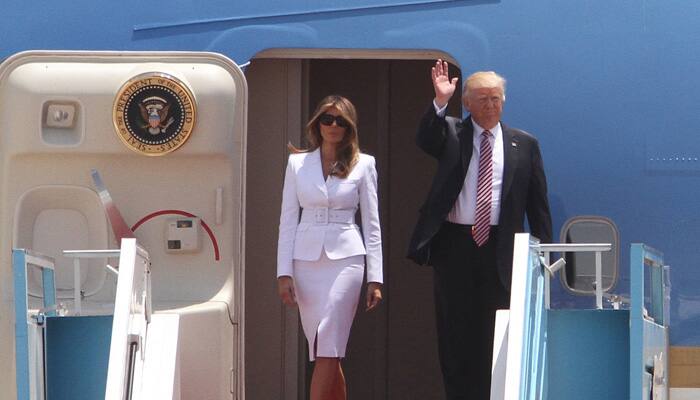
left=300, top=207, right=355, bottom=224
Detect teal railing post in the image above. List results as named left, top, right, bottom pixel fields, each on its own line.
left=13, top=249, right=56, bottom=400
left=629, top=243, right=666, bottom=400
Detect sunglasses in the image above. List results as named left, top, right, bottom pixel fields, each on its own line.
left=319, top=113, right=350, bottom=128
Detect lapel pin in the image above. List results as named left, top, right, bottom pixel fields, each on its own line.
left=511, top=142, right=518, bottom=147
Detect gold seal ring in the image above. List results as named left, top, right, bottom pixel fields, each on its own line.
left=113, top=72, right=196, bottom=156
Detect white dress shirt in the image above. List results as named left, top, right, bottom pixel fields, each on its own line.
left=434, top=101, right=503, bottom=225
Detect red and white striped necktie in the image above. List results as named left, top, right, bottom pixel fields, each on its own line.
left=473, top=130, right=493, bottom=247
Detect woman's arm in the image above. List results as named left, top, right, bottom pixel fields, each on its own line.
left=359, top=155, right=383, bottom=284
left=277, top=156, right=300, bottom=278
left=359, top=155, right=383, bottom=310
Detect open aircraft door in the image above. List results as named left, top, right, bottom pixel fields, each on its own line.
left=0, top=51, right=247, bottom=399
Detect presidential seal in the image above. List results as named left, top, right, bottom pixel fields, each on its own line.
left=113, top=72, right=196, bottom=156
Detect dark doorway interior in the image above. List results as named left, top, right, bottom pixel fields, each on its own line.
left=306, top=59, right=463, bottom=400
left=245, top=57, right=463, bottom=400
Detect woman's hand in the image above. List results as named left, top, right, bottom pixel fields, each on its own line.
left=277, top=276, right=296, bottom=307
left=366, top=282, right=383, bottom=311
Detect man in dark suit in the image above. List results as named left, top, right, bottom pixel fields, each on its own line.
left=407, top=60, right=552, bottom=400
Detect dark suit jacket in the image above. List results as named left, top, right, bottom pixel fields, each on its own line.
left=407, top=105, right=552, bottom=289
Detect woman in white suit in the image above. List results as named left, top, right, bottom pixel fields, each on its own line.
left=277, top=95, right=383, bottom=400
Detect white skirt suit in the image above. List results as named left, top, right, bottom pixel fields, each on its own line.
left=277, top=149, right=383, bottom=361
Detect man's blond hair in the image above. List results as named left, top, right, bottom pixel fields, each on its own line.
left=463, top=71, right=506, bottom=101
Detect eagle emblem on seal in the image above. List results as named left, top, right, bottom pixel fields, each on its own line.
left=139, top=96, right=175, bottom=135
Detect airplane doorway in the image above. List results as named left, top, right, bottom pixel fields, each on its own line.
left=244, top=56, right=462, bottom=400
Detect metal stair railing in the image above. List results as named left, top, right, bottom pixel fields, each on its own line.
left=13, top=249, right=56, bottom=400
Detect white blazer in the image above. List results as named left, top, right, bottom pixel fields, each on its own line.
left=277, top=149, right=383, bottom=283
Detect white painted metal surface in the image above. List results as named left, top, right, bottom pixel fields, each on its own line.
left=105, top=239, right=151, bottom=400
left=491, top=310, right=509, bottom=400
left=1, top=51, right=247, bottom=399
left=670, top=388, right=700, bottom=400
left=503, top=234, right=531, bottom=400
left=141, top=314, right=181, bottom=400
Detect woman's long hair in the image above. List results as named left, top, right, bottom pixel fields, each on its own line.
left=289, top=95, right=360, bottom=178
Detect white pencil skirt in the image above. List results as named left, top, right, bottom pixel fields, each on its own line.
left=293, top=252, right=365, bottom=361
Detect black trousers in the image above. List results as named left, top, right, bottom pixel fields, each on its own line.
left=431, top=222, right=510, bottom=400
